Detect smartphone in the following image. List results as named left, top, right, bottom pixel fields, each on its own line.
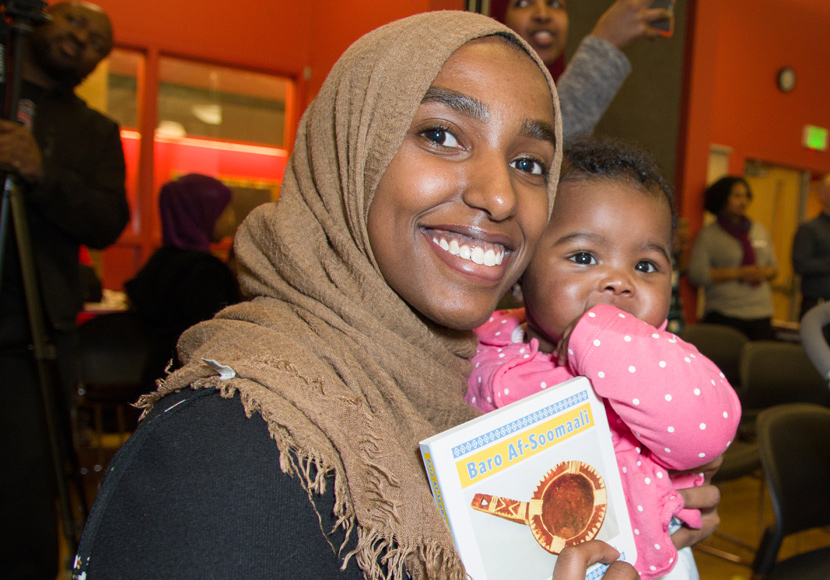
left=650, top=0, right=674, bottom=38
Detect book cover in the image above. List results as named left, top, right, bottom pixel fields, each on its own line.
left=420, top=376, right=636, bottom=580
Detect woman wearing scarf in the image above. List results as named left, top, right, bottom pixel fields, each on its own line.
left=124, top=174, right=240, bottom=393
left=489, top=0, right=675, bottom=138
left=688, top=176, right=778, bottom=340
left=74, top=11, right=718, bottom=579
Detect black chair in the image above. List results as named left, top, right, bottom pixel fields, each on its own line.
left=679, top=324, right=765, bottom=564
left=76, top=311, right=151, bottom=474
left=752, top=403, right=830, bottom=579
left=679, top=323, right=749, bottom=388
left=739, top=341, right=830, bottom=439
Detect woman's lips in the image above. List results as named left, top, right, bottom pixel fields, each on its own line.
left=531, top=29, right=555, bottom=47
left=427, top=229, right=506, bottom=267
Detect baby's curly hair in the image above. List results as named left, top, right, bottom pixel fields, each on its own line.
left=559, top=135, right=677, bottom=231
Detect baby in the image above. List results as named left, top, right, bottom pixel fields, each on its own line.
left=467, top=136, right=741, bottom=579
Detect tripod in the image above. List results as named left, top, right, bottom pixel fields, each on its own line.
left=0, top=0, right=88, bottom=566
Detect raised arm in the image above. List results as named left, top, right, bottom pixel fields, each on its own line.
left=800, top=302, right=830, bottom=380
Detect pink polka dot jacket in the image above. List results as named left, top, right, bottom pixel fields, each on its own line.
left=467, top=304, right=741, bottom=579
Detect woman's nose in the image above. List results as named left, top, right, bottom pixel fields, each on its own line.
left=532, top=0, right=553, bottom=21
left=461, top=156, right=518, bottom=222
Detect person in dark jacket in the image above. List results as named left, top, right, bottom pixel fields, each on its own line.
left=0, top=3, right=128, bottom=578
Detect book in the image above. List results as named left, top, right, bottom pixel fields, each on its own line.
left=420, top=376, right=636, bottom=580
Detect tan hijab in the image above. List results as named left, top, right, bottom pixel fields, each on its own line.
left=140, top=10, right=562, bottom=579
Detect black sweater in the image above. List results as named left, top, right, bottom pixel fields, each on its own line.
left=75, top=387, right=364, bottom=579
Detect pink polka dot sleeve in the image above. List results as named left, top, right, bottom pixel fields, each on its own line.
left=568, top=304, right=742, bottom=471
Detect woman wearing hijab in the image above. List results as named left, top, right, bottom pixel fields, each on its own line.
left=489, top=0, right=675, bottom=137
left=75, top=12, right=718, bottom=579
left=125, top=174, right=240, bottom=392
left=688, top=176, right=778, bottom=340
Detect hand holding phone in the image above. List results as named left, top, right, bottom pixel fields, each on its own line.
left=592, top=0, right=675, bottom=49
left=649, top=0, right=675, bottom=38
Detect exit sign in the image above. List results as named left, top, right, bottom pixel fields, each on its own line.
left=803, top=125, right=828, bottom=151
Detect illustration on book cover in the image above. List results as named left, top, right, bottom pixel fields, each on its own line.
left=420, top=377, right=635, bottom=580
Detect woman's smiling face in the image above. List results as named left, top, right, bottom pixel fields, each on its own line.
left=367, top=36, right=556, bottom=330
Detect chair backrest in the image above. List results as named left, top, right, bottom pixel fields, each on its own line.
left=78, top=312, right=151, bottom=389
left=753, top=403, right=830, bottom=575
left=678, top=323, right=749, bottom=386
left=739, top=341, right=830, bottom=411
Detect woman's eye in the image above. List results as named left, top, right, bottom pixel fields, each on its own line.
left=421, top=127, right=460, bottom=149
left=511, top=157, right=545, bottom=176
left=569, top=252, right=596, bottom=265
left=636, top=260, right=658, bottom=273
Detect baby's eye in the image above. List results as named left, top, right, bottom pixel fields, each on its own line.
left=569, top=252, right=596, bottom=265
left=421, top=127, right=460, bottom=149
left=511, top=157, right=546, bottom=176
left=635, top=260, right=658, bottom=273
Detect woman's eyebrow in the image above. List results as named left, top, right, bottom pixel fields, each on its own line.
left=422, top=87, right=556, bottom=147
left=521, top=119, right=557, bottom=147
left=422, top=87, right=489, bottom=120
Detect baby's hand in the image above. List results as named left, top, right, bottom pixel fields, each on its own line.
left=554, top=314, right=586, bottom=366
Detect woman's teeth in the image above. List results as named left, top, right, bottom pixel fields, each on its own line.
left=432, top=236, right=504, bottom=266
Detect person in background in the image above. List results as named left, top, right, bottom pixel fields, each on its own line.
left=490, top=0, right=675, bottom=137
left=72, top=12, right=719, bottom=579
left=468, top=136, right=735, bottom=579
left=688, top=176, right=778, bottom=341
left=792, top=174, right=830, bottom=319
left=0, top=2, right=128, bottom=578
left=125, top=174, right=239, bottom=394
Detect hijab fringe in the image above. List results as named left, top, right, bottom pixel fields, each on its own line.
left=343, top=532, right=469, bottom=580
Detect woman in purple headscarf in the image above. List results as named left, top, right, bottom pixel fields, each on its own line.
left=125, top=174, right=240, bottom=391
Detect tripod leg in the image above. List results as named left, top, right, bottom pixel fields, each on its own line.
left=0, top=344, right=61, bottom=578
left=4, top=177, right=87, bottom=563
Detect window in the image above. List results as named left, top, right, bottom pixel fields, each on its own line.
left=156, top=57, right=291, bottom=147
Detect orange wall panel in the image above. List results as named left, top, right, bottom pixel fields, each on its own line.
left=681, top=0, right=830, bottom=213
left=90, top=0, right=313, bottom=75
left=708, top=0, right=830, bottom=175
left=306, top=0, right=439, bottom=103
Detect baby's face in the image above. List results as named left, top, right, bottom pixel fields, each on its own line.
left=522, top=178, right=673, bottom=344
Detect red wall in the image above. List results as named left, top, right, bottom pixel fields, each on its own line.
left=680, top=0, right=830, bottom=234
left=710, top=1, right=830, bottom=173
left=93, top=1, right=313, bottom=75
left=93, top=0, right=462, bottom=106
